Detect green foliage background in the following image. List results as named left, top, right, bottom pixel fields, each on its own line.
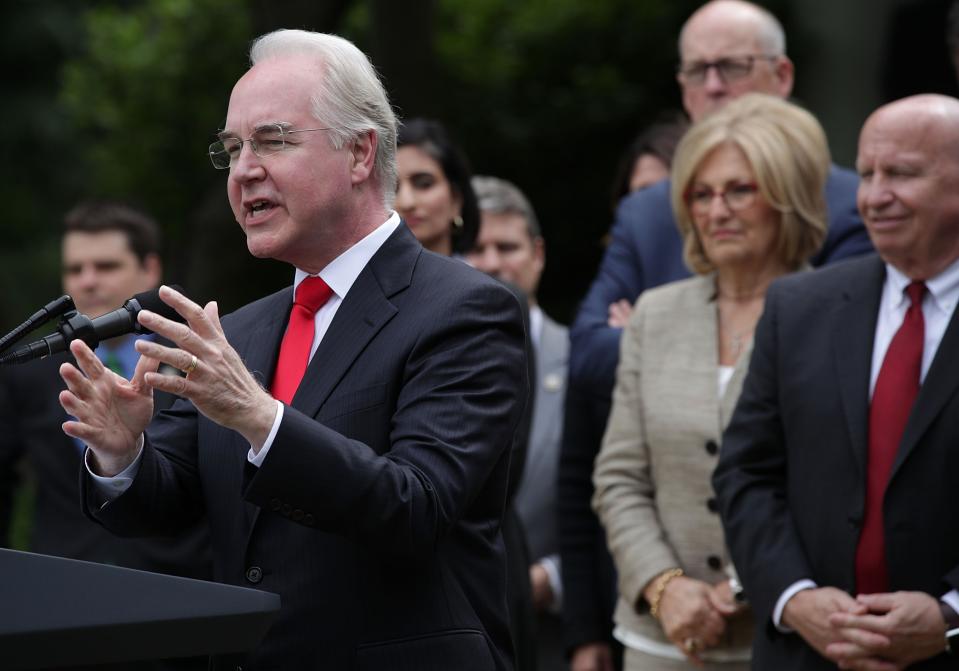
left=4, top=0, right=739, bottom=331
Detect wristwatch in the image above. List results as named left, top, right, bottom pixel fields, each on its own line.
left=939, top=601, right=959, bottom=654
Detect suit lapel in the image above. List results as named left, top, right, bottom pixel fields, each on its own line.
left=290, top=225, right=417, bottom=416
left=529, top=315, right=568, bottom=457
left=536, top=316, right=568, bottom=390
left=720, top=339, right=752, bottom=427
left=831, top=257, right=885, bottom=477
left=678, top=276, right=724, bottom=438
left=891, top=291, right=959, bottom=478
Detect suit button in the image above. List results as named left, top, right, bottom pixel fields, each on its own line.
left=270, top=498, right=281, bottom=511
left=281, top=503, right=292, bottom=517
left=292, top=509, right=304, bottom=522
left=245, top=566, right=263, bottom=584
left=304, top=513, right=316, bottom=526
left=705, top=440, right=719, bottom=456
left=706, top=497, right=719, bottom=513
left=707, top=555, right=722, bottom=571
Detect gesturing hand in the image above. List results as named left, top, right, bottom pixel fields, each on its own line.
left=59, top=339, right=158, bottom=476
left=133, top=285, right=278, bottom=449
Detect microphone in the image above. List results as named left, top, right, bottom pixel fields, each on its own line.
left=0, top=295, right=75, bottom=354
left=0, top=286, right=186, bottom=366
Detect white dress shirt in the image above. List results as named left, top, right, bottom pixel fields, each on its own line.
left=774, top=257, right=959, bottom=629
left=88, top=213, right=401, bottom=494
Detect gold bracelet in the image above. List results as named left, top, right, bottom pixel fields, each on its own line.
left=649, top=568, right=684, bottom=620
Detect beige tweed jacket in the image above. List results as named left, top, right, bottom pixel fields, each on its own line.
left=592, top=274, right=754, bottom=659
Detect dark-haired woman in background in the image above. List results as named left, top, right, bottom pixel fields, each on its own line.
left=397, top=117, right=537, bottom=670
left=396, top=118, right=479, bottom=258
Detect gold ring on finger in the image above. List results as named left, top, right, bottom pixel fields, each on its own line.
left=184, top=354, right=198, bottom=376
left=683, top=638, right=698, bottom=653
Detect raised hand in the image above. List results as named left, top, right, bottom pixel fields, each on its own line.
left=59, top=339, right=158, bottom=476
left=133, top=285, right=278, bottom=449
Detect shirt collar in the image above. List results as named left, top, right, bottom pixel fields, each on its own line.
left=529, top=304, right=543, bottom=350
left=886, top=256, right=959, bottom=316
left=293, top=212, right=400, bottom=298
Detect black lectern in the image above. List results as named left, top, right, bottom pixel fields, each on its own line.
left=0, top=548, right=280, bottom=669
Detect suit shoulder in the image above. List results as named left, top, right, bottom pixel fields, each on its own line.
left=772, top=254, right=881, bottom=295
left=615, top=181, right=674, bottom=229
left=637, top=274, right=711, bottom=313
left=414, top=252, right=519, bottom=301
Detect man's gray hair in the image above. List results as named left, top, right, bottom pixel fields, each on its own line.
left=250, top=30, right=398, bottom=208
left=678, top=0, right=786, bottom=58
left=472, top=175, right=541, bottom=240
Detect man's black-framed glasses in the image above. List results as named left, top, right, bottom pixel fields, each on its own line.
left=208, top=123, right=334, bottom=169
left=677, top=55, right=779, bottom=85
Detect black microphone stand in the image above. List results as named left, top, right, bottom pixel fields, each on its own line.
left=0, top=295, right=76, bottom=354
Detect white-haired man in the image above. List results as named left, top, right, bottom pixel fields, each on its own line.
left=62, top=30, right=526, bottom=670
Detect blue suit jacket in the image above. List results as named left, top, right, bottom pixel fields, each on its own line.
left=569, top=165, right=872, bottom=396
left=86, top=225, right=527, bottom=671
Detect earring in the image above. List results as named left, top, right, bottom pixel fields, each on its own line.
left=452, top=215, right=464, bottom=230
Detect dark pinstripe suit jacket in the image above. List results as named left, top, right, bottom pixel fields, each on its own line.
left=86, top=224, right=528, bottom=671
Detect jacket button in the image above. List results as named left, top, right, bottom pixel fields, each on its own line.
left=270, top=498, right=281, bottom=511
left=304, top=513, right=316, bottom=527
left=707, top=555, right=722, bottom=571
left=245, top=566, right=263, bottom=584
left=705, top=440, right=719, bottom=456
left=281, top=503, right=292, bottom=517
left=706, top=497, right=719, bottom=513
left=292, top=509, right=304, bottom=522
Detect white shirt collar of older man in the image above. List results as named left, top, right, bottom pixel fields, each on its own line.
left=291, top=212, right=400, bottom=360
left=869, top=256, right=959, bottom=397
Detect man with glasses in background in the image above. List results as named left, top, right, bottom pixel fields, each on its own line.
left=560, top=2, right=873, bottom=670
left=61, top=29, right=527, bottom=670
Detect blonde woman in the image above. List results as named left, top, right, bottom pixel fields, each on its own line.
left=592, top=93, right=830, bottom=670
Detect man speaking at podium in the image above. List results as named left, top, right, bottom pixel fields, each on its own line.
left=59, top=30, right=527, bottom=671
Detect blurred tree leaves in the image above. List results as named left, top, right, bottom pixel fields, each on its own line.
left=6, top=0, right=726, bottom=325
left=59, top=0, right=251, bottom=293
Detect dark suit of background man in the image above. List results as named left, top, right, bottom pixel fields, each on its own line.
left=560, top=3, right=873, bottom=669
left=59, top=30, right=526, bottom=671
left=469, top=176, right=570, bottom=671
left=714, top=94, right=959, bottom=670
left=0, top=201, right=211, bottom=576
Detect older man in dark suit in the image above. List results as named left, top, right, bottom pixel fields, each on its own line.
left=714, top=94, right=959, bottom=670
left=60, top=30, right=527, bottom=671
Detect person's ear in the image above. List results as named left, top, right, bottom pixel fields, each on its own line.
left=774, top=56, right=795, bottom=98
left=349, top=130, right=377, bottom=185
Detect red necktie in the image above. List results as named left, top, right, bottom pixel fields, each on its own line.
left=270, top=276, right=333, bottom=404
left=855, top=280, right=926, bottom=594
